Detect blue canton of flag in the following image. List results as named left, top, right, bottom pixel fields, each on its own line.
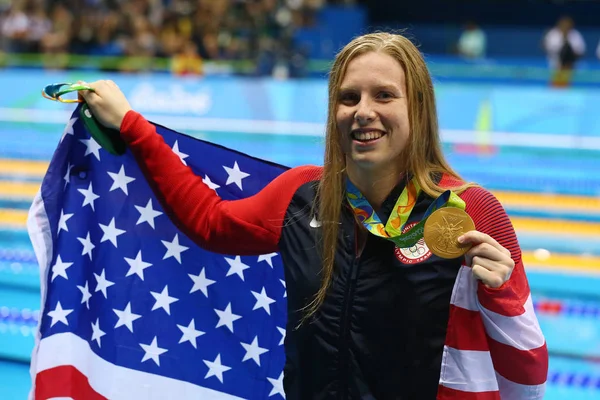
left=28, top=106, right=289, bottom=399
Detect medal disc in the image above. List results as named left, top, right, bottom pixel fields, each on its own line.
left=423, top=207, right=475, bottom=259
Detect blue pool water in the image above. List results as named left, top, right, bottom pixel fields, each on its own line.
left=1, top=117, right=600, bottom=399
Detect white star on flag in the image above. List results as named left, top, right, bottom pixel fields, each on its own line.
left=177, top=319, right=205, bottom=349
left=172, top=140, right=189, bottom=165
left=162, top=234, right=189, bottom=264
left=214, top=303, right=242, bottom=333
left=225, top=255, right=250, bottom=281
left=135, top=199, right=163, bottom=229
left=63, top=162, right=74, bottom=188
left=203, top=354, right=231, bottom=383
left=47, top=302, right=73, bottom=327
left=150, top=285, right=179, bottom=315
left=223, top=161, right=250, bottom=190
left=267, top=372, right=285, bottom=398
left=91, top=318, right=106, bottom=348
left=280, top=279, right=287, bottom=298
left=51, top=255, right=73, bottom=281
left=124, top=250, right=153, bottom=281
left=77, top=231, right=95, bottom=260
left=251, top=287, right=276, bottom=315
left=140, top=337, right=168, bottom=366
left=77, top=182, right=100, bottom=211
left=94, top=269, right=115, bottom=299
left=277, top=327, right=286, bottom=346
left=188, top=268, right=215, bottom=297
left=258, top=253, right=278, bottom=268
left=57, top=209, right=73, bottom=234
left=107, top=165, right=136, bottom=195
left=77, top=281, right=92, bottom=309
left=61, top=117, right=77, bottom=142
left=113, top=302, right=142, bottom=333
left=99, top=218, right=126, bottom=248
left=241, top=336, right=269, bottom=366
left=203, top=175, right=220, bottom=192
left=80, top=137, right=102, bottom=160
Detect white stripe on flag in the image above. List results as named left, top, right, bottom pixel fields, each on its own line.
left=36, top=332, right=245, bottom=400
left=479, top=294, right=546, bottom=351
left=496, top=371, right=546, bottom=400
left=439, top=346, right=499, bottom=393
left=26, top=190, right=54, bottom=400
left=451, top=266, right=545, bottom=351
left=449, top=266, right=478, bottom=312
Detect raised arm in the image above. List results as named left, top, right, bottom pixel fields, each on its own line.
left=80, top=80, right=322, bottom=255
left=120, top=111, right=320, bottom=254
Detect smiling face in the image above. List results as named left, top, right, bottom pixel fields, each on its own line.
left=336, top=51, right=410, bottom=175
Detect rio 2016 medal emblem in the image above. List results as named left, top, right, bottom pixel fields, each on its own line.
left=423, top=207, right=475, bottom=259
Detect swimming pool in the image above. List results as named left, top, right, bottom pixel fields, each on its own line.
left=1, top=119, right=599, bottom=399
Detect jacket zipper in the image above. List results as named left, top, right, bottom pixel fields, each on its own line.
left=338, top=222, right=363, bottom=399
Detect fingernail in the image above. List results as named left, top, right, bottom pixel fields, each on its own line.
left=457, top=235, right=464, bottom=243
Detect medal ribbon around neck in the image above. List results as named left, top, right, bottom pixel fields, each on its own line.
left=346, top=176, right=466, bottom=248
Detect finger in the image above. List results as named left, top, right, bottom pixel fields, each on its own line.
left=472, top=264, right=505, bottom=288
left=78, top=88, right=101, bottom=103
left=459, top=230, right=509, bottom=256
left=465, top=242, right=508, bottom=263
left=471, top=255, right=511, bottom=276
left=77, top=81, right=102, bottom=103
left=76, top=81, right=89, bottom=102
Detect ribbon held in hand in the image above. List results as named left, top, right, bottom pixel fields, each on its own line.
left=42, top=82, right=94, bottom=103
left=41, top=82, right=127, bottom=156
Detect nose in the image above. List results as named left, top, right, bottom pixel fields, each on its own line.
left=354, top=97, right=376, bottom=126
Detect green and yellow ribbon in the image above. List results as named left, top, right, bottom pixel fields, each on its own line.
left=346, top=177, right=465, bottom=248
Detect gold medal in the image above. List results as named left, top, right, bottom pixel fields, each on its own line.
left=423, top=207, right=475, bottom=259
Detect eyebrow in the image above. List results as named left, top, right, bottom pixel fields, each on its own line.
left=339, top=83, right=401, bottom=93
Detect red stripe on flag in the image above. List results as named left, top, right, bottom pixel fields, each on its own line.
left=437, top=385, right=500, bottom=400
left=477, top=261, right=529, bottom=317
left=445, top=305, right=488, bottom=351
left=35, top=365, right=107, bottom=400
left=488, top=337, right=549, bottom=385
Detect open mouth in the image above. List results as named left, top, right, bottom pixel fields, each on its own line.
left=351, top=130, right=386, bottom=143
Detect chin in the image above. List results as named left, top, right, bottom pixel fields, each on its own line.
left=349, top=154, right=385, bottom=170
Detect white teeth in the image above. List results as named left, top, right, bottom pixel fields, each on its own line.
left=352, top=131, right=383, bottom=141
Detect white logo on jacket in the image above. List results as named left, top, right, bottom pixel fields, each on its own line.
left=394, top=221, right=432, bottom=264
left=309, top=215, right=322, bottom=228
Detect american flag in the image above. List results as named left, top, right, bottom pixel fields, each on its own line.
left=27, top=106, right=289, bottom=399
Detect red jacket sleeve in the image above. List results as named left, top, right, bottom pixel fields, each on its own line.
left=120, top=110, right=322, bottom=255
left=461, top=187, right=548, bottom=393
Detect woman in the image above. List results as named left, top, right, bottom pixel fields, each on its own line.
left=80, top=32, right=548, bottom=399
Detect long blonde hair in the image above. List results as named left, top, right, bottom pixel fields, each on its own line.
left=304, top=32, right=473, bottom=322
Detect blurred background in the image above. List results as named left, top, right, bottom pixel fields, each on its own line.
left=1, top=0, right=600, bottom=399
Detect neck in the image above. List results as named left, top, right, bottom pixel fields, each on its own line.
left=346, top=163, right=406, bottom=211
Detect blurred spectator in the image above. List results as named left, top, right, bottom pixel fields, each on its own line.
left=1, top=0, right=30, bottom=53
left=543, top=16, right=586, bottom=87
left=457, top=21, right=486, bottom=59
left=0, top=0, right=328, bottom=77
left=40, top=2, right=73, bottom=69
left=171, top=39, right=203, bottom=76
left=26, top=1, right=52, bottom=53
